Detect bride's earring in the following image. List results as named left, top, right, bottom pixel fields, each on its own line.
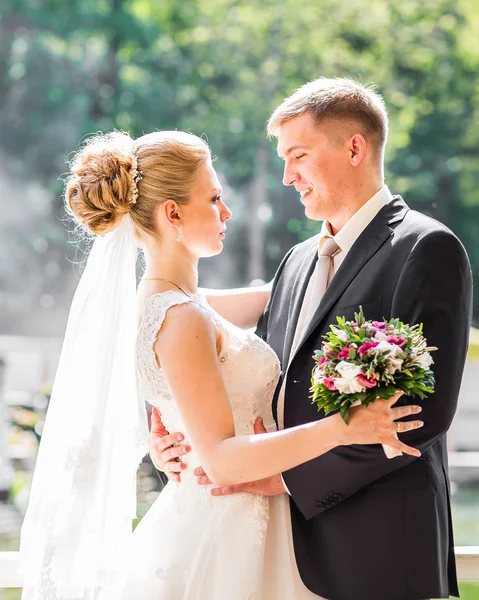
left=176, top=225, right=182, bottom=242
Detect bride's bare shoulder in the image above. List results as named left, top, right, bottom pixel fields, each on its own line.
left=154, top=298, right=217, bottom=354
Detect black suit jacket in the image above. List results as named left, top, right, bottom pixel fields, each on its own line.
left=256, top=196, right=472, bottom=600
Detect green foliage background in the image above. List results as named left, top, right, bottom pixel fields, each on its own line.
left=1, top=0, right=478, bottom=336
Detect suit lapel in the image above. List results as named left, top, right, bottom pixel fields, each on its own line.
left=288, top=197, right=409, bottom=365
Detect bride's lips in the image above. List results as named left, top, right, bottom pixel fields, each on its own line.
left=219, top=230, right=226, bottom=238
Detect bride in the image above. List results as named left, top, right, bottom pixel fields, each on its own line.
left=19, top=130, right=423, bottom=600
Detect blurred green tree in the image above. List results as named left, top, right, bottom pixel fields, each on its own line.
left=0, top=0, right=478, bottom=335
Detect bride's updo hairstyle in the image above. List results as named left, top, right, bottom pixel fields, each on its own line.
left=65, top=130, right=211, bottom=238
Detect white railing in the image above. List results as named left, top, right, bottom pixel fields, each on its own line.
left=0, top=548, right=478, bottom=588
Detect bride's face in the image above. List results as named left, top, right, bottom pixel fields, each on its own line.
left=181, top=162, right=232, bottom=257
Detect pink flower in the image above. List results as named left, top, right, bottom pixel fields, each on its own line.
left=372, top=321, right=386, bottom=329
left=322, top=377, right=337, bottom=390
left=358, top=341, right=379, bottom=355
left=338, top=345, right=354, bottom=359
left=356, top=373, right=377, bottom=388
left=320, top=356, right=329, bottom=365
left=386, top=335, right=406, bottom=347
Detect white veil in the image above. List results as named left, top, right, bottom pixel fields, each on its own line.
left=20, top=214, right=149, bottom=599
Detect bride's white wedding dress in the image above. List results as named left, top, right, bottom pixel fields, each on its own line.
left=100, top=290, right=321, bottom=600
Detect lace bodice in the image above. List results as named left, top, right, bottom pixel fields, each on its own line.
left=136, top=290, right=281, bottom=475
left=94, top=292, right=309, bottom=600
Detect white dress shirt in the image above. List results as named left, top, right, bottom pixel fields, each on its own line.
left=279, top=185, right=393, bottom=494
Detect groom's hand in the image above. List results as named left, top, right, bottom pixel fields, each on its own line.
left=193, top=417, right=287, bottom=497
left=196, top=471, right=286, bottom=497
left=150, top=407, right=190, bottom=483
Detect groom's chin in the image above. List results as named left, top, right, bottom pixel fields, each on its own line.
left=303, top=204, right=323, bottom=221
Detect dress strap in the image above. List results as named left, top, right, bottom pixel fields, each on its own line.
left=140, top=290, right=193, bottom=349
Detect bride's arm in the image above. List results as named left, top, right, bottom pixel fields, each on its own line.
left=155, top=302, right=422, bottom=487
left=199, top=281, right=272, bottom=329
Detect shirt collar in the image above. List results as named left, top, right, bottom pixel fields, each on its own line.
left=318, top=185, right=393, bottom=256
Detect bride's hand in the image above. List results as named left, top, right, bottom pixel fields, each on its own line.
left=341, top=391, right=423, bottom=457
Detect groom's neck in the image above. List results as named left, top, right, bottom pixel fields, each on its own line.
left=327, top=176, right=384, bottom=234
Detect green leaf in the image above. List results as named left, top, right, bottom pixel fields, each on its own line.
left=340, top=403, right=350, bottom=424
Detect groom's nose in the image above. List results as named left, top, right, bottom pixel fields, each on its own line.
left=282, top=162, right=296, bottom=187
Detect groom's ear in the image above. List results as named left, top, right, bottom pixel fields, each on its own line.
left=348, top=133, right=367, bottom=166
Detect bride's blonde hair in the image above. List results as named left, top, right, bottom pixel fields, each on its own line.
left=65, top=130, right=211, bottom=238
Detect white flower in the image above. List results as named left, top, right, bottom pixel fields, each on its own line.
left=416, top=352, right=433, bottom=369
left=374, top=331, right=388, bottom=342
left=376, top=340, right=405, bottom=356
left=387, top=356, right=404, bottom=375
left=335, top=361, right=362, bottom=380
left=371, top=340, right=404, bottom=375
left=335, top=329, right=349, bottom=343
left=361, top=323, right=376, bottom=337
left=375, top=340, right=393, bottom=354
left=375, top=340, right=404, bottom=375
left=335, top=376, right=366, bottom=394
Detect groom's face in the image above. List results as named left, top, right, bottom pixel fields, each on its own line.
left=277, top=112, right=349, bottom=221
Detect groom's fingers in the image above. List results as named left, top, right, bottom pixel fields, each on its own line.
left=193, top=467, right=213, bottom=486
left=154, top=432, right=184, bottom=451
left=150, top=407, right=169, bottom=436
left=254, top=417, right=267, bottom=434
left=159, top=443, right=191, bottom=464
left=210, top=483, right=250, bottom=496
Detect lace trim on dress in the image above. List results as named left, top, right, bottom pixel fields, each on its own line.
left=136, top=291, right=194, bottom=405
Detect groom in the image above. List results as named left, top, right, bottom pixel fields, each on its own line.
left=150, top=78, right=472, bottom=600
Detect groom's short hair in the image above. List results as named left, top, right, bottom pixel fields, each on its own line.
left=267, top=77, right=388, bottom=159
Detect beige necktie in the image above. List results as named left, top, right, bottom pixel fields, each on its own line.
left=289, top=236, right=340, bottom=362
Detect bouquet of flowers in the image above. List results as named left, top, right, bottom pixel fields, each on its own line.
left=310, top=307, right=437, bottom=458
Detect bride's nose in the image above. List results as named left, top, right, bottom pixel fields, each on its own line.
left=221, top=201, right=233, bottom=221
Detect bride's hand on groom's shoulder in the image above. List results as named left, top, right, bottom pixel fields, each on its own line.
left=150, top=407, right=190, bottom=483
left=194, top=417, right=287, bottom=498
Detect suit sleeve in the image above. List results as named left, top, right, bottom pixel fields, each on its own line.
left=282, top=229, right=473, bottom=520
left=255, top=245, right=296, bottom=341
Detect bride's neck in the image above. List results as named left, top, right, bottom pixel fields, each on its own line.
left=142, top=245, right=199, bottom=295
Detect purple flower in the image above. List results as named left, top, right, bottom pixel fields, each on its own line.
left=372, top=321, right=386, bottom=330
left=356, top=373, right=377, bottom=388
left=358, top=341, right=379, bottom=355
left=323, top=377, right=337, bottom=390
left=386, top=335, right=406, bottom=347
left=338, top=345, right=354, bottom=359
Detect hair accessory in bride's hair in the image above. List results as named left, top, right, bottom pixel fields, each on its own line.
left=130, top=152, right=143, bottom=205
